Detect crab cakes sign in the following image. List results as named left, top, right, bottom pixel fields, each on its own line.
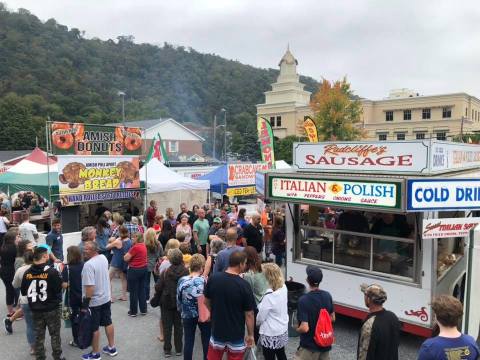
left=49, top=122, right=143, bottom=156
left=58, top=156, right=140, bottom=195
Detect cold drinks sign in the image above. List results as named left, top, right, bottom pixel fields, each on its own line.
left=268, top=175, right=402, bottom=210
left=407, top=179, right=480, bottom=211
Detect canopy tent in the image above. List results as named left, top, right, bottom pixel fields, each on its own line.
left=199, top=161, right=292, bottom=193
left=140, top=158, right=210, bottom=214
left=0, top=148, right=58, bottom=199
left=140, top=158, right=210, bottom=192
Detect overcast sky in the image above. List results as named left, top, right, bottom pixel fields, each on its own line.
left=4, top=0, right=480, bottom=99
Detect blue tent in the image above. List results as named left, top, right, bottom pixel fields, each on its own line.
left=199, top=165, right=228, bottom=193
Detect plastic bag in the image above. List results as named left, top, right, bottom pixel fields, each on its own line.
left=243, top=346, right=257, bottom=360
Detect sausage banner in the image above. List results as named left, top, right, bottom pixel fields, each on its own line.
left=257, top=117, right=276, bottom=169
left=57, top=156, right=140, bottom=195
left=49, top=122, right=143, bottom=156
left=303, top=116, right=319, bottom=143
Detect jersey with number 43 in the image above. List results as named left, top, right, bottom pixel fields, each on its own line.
left=21, top=263, right=62, bottom=313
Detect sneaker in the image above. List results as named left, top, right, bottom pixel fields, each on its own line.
left=175, top=351, right=182, bottom=356
left=81, top=352, right=101, bottom=360
left=4, top=317, right=12, bottom=334
left=164, top=351, right=172, bottom=358
left=140, top=312, right=147, bottom=316
left=127, top=311, right=137, bottom=317
left=102, top=346, right=118, bottom=357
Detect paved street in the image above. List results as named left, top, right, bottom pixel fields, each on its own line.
left=0, top=280, right=423, bottom=360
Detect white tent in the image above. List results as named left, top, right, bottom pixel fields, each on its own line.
left=140, top=158, right=210, bottom=213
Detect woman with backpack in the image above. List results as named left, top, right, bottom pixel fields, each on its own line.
left=106, top=225, right=131, bottom=302
left=257, top=263, right=289, bottom=360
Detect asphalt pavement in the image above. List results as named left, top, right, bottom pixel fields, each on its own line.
left=0, top=277, right=423, bottom=360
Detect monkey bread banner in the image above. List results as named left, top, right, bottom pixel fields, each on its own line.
left=303, top=116, right=319, bottom=143
left=57, top=156, right=140, bottom=195
left=257, top=117, right=275, bottom=169
left=49, top=122, right=143, bottom=156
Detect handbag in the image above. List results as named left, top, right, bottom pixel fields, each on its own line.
left=62, top=266, right=72, bottom=326
left=77, top=308, right=93, bottom=350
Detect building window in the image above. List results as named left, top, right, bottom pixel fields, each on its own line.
left=378, top=134, right=387, bottom=141
left=416, top=133, right=426, bottom=140
left=443, top=107, right=452, bottom=118
left=436, top=132, right=447, bottom=141
left=422, top=108, right=431, bottom=120
left=276, top=116, right=282, bottom=127
left=397, top=133, right=406, bottom=141
left=403, top=110, right=411, bottom=120
left=466, top=108, right=468, bottom=117
left=473, top=109, right=475, bottom=119
left=168, top=141, right=178, bottom=153
left=385, top=111, right=393, bottom=121
left=269, top=116, right=275, bottom=127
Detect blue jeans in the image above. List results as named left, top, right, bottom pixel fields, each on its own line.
left=21, top=303, right=35, bottom=346
left=183, top=317, right=210, bottom=360
left=145, top=271, right=159, bottom=300
left=127, top=267, right=148, bottom=315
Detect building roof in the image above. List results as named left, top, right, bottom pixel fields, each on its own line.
left=0, top=150, right=35, bottom=163
left=278, top=46, right=298, bottom=66
left=362, top=92, right=480, bottom=104
left=105, top=118, right=170, bottom=129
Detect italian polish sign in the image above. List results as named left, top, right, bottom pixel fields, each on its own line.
left=422, top=217, right=480, bottom=239
left=293, top=141, right=429, bottom=173
left=267, top=175, right=402, bottom=210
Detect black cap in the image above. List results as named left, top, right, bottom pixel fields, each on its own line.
left=306, top=265, right=323, bottom=285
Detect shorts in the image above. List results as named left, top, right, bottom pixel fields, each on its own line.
left=90, top=301, right=112, bottom=331
left=109, top=266, right=125, bottom=276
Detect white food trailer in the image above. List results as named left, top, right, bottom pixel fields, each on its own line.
left=262, top=140, right=480, bottom=337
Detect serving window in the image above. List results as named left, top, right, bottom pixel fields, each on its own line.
left=295, top=205, right=418, bottom=282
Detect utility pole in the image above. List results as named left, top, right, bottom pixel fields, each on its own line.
left=213, top=115, right=217, bottom=161
left=221, top=108, right=227, bottom=162
left=118, top=91, right=126, bottom=123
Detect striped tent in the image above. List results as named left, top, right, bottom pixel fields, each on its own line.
left=0, top=148, right=58, bottom=199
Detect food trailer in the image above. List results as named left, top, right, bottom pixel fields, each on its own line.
left=262, top=140, right=480, bottom=337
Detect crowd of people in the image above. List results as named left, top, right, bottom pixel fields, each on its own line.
left=0, top=198, right=479, bottom=360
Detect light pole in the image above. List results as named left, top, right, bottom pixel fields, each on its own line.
left=221, top=108, right=227, bottom=162
left=118, top=91, right=126, bottom=123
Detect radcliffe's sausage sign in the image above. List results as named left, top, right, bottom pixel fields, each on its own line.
left=293, top=141, right=429, bottom=173
left=407, top=179, right=480, bottom=211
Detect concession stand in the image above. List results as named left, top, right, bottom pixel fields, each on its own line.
left=46, top=121, right=146, bottom=247
left=262, top=140, right=480, bottom=337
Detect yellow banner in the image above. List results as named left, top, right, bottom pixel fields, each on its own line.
left=303, top=117, right=318, bottom=143
left=227, top=186, right=256, bottom=197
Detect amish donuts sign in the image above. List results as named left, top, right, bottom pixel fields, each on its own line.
left=58, top=156, right=140, bottom=195
left=49, top=122, right=143, bottom=155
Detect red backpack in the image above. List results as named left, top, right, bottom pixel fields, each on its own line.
left=314, top=308, right=335, bottom=347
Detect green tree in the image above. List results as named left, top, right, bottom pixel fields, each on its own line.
left=275, top=135, right=303, bottom=164
left=311, top=78, right=363, bottom=140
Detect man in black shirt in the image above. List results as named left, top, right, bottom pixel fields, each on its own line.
left=357, top=284, right=400, bottom=360
left=204, top=250, right=255, bottom=359
left=243, top=214, right=263, bottom=253
left=176, top=202, right=195, bottom=226
left=21, top=245, right=64, bottom=360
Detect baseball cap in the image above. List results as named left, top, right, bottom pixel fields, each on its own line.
left=306, top=265, right=323, bottom=285
left=213, top=217, right=222, bottom=224
left=361, top=283, right=387, bottom=304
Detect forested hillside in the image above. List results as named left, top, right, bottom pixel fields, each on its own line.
left=0, top=4, right=319, bottom=152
